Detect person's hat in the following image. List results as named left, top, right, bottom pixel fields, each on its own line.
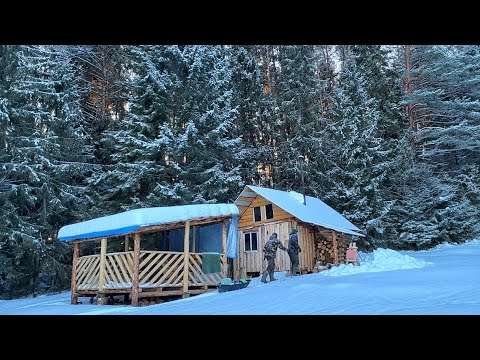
left=271, top=232, right=278, bottom=237
left=291, top=229, right=298, bottom=234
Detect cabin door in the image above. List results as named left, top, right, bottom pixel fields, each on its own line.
left=238, top=227, right=263, bottom=274
left=262, top=222, right=291, bottom=272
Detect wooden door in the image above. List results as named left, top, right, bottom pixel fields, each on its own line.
left=262, top=222, right=291, bottom=271
left=238, top=227, right=263, bottom=273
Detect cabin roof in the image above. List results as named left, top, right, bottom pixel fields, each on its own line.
left=58, top=203, right=239, bottom=242
left=235, top=185, right=364, bottom=237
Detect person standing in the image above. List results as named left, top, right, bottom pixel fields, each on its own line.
left=261, top=233, right=287, bottom=283
left=287, top=229, right=302, bottom=276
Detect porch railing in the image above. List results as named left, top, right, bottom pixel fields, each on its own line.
left=75, top=251, right=225, bottom=292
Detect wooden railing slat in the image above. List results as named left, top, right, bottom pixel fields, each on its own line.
left=155, top=254, right=184, bottom=285
left=113, top=254, right=130, bottom=283
left=110, top=255, right=127, bottom=284
left=104, top=258, right=119, bottom=287
left=119, top=252, right=134, bottom=279
left=142, top=254, right=168, bottom=284
left=139, top=252, right=162, bottom=278
left=75, top=251, right=225, bottom=291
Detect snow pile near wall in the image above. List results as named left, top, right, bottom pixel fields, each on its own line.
left=322, top=248, right=432, bottom=277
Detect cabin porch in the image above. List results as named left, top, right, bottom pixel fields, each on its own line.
left=72, top=248, right=227, bottom=305
left=66, top=213, right=235, bottom=306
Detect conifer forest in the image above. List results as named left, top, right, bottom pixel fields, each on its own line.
left=1, top=45, right=479, bottom=299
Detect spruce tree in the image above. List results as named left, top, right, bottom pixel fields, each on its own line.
left=0, top=45, right=92, bottom=298
left=173, top=45, right=245, bottom=203
left=272, top=45, right=324, bottom=193
left=321, top=56, right=392, bottom=241
left=95, top=45, right=186, bottom=211
left=349, top=45, right=405, bottom=140
left=99, top=45, right=246, bottom=210
left=228, top=45, right=275, bottom=187
left=393, top=45, right=480, bottom=246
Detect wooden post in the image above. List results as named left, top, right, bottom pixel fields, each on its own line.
left=98, top=238, right=107, bottom=291
left=331, top=231, right=339, bottom=264
left=222, top=220, right=227, bottom=277
left=182, top=220, right=190, bottom=296
left=131, top=233, right=141, bottom=306
left=70, top=241, right=80, bottom=305
left=124, top=235, right=129, bottom=252
left=192, top=226, right=196, bottom=253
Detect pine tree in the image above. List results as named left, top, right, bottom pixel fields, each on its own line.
left=407, top=45, right=480, bottom=168
left=99, top=45, right=246, bottom=210
left=379, top=158, right=480, bottom=250
left=321, top=56, right=392, bottom=241
left=228, top=45, right=273, bottom=187
left=272, top=45, right=324, bottom=194
left=390, top=45, right=480, bottom=246
left=68, top=45, right=128, bottom=164
left=94, top=45, right=186, bottom=211
left=172, top=45, right=245, bottom=203
left=246, top=45, right=282, bottom=187
left=349, top=45, right=405, bottom=140
left=0, top=45, right=93, bottom=298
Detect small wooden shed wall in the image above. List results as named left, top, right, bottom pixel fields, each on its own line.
left=234, top=186, right=358, bottom=277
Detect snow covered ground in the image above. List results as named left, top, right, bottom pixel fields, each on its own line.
left=1, top=240, right=480, bottom=315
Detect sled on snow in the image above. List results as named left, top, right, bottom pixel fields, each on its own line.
left=217, top=278, right=251, bottom=293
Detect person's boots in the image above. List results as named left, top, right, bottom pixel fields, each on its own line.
left=261, top=271, right=268, bottom=283
left=269, top=271, right=277, bottom=281
left=291, top=265, right=298, bottom=276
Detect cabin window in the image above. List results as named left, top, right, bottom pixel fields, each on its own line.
left=244, top=232, right=258, bottom=252
left=253, top=206, right=261, bottom=222
left=265, top=204, right=274, bottom=219
left=253, top=204, right=274, bottom=222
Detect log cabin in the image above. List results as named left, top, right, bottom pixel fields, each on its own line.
left=233, top=185, right=364, bottom=277
left=58, top=204, right=239, bottom=306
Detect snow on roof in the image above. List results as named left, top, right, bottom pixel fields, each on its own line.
left=58, top=203, right=239, bottom=242
left=242, top=185, right=364, bottom=236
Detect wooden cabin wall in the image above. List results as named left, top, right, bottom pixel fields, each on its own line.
left=297, top=223, right=316, bottom=272
left=235, top=219, right=317, bottom=275
left=237, top=194, right=292, bottom=228
left=236, top=193, right=295, bottom=275
left=236, top=221, right=293, bottom=275
left=234, top=192, right=353, bottom=275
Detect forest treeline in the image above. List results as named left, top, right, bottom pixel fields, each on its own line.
left=1, top=45, right=479, bottom=298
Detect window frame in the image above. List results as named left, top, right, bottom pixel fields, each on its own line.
left=265, top=203, right=274, bottom=219
left=253, top=206, right=262, bottom=222
left=253, top=203, right=274, bottom=222
left=243, top=231, right=259, bottom=252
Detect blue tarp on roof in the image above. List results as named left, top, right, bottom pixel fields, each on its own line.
left=58, top=203, right=239, bottom=241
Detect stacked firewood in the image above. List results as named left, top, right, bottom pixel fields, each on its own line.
left=314, top=233, right=350, bottom=265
